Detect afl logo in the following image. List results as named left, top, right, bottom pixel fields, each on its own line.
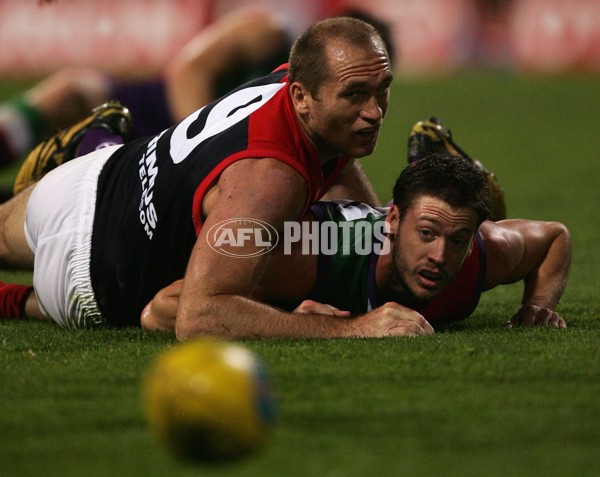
left=206, top=218, right=279, bottom=258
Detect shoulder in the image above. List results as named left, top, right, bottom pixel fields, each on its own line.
left=212, top=158, right=308, bottom=218
left=478, top=220, right=519, bottom=247
left=479, top=220, right=525, bottom=289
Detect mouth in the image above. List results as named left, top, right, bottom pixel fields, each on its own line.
left=356, top=126, right=380, bottom=143
left=417, top=269, right=445, bottom=290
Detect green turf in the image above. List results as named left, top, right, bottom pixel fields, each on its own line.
left=1, top=72, right=600, bottom=477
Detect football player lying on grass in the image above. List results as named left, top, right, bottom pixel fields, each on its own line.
left=4, top=154, right=571, bottom=338
left=0, top=16, right=396, bottom=339
left=139, top=153, right=571, bottom=334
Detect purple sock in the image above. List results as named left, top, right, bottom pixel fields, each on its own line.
left=75, top=127, right=124, bottom=157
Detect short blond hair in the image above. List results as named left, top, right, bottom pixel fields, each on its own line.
left=288, top=16, right=388, bottom=97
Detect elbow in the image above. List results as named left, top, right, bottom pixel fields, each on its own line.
left=556, top=221, right=571, bottom=243
left=175, top=307, right=231, bottom=342
left=175, top=313, right=212, bottom=342
left=557, top=222, right=573, bottom=272
left=175, top=322, right=193, bottom=342
left=174, top=305, right=204, bottom=341
left=552, top=221, right=572, bottom=259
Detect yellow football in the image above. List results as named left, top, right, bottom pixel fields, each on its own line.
left=142, top=338, right=276, bottom=463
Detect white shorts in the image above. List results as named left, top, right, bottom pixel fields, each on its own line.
left=24, top=145, right=122, bottom=328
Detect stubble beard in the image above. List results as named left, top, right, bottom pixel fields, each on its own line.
left=389, top=241, right=441, bottom=311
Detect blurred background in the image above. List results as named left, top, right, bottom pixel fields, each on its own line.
left=2, top=4, right=600, bottom=476
left=1, top=0, right=599, bottom=79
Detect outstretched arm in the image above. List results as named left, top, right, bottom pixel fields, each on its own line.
left=142, top=281, right=434, bottom=339
left=479, top=219, right=571, bottom=328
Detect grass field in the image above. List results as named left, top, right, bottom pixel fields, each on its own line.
left=1, top=71, right=600, bottom=477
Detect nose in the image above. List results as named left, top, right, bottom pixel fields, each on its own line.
left=427, top=239, right=447, bottom=265
left=362, top=95, right=383, bottom=123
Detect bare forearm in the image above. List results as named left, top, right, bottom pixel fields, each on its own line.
left=175, top=295, right=356, bottom=340
left=175, top=296, right=435, bottom=341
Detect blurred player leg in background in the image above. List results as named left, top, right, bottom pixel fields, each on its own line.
left=407, top=117, right=507, bottom=220
left=0, top=6, right=393, bottom=164
left=0, top=6, right=392, bottom=204
left=0, top=6, right=292, bottom=169
left=0, top=67, right=111, bottom=169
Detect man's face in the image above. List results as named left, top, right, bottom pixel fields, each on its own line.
left=295, top=39, right=393, bottom=160
left=385, top=196, right=479, bottom=306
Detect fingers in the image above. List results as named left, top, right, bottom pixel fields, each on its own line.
left=293, top=300, right=435, bottom=337
left=386, top=318, right=434, bottom=337
left=140, top=300, right=177, bottom=332
left=373, top=302, right=435, bottom=337
left=141, top=283, right=182, bottom=332
left=508, top=304, right=567, bottom=329
left=294, top=299, right=351, bottom=317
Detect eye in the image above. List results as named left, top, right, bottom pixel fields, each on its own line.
left=343, top=90, right=365, bottom=100
left=377, top=85, right=390, bottom=95
left=420, top=229, right=435, bottom=240
left=450, top=237, right=469, bottom=249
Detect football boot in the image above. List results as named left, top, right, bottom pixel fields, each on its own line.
left=13, top=101, right=132, bottom=194
left=407, top=116, right=507, bottom=221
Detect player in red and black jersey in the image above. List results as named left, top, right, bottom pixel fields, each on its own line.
left=89, top=65, right=359, bottom=328
left=0, top=16, right=397, bottom=339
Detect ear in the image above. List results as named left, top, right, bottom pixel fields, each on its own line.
left=466, top=236, right=475, bottom=256
left=385, top=205, right=401, bottom=236
left=289, top=81, right=311, bottom=114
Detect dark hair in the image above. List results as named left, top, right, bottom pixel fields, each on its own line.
left=288, top=16, right=388, bottom=97
left=392, top=153, right=490, bottom=225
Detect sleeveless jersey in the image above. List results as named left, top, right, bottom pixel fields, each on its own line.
left=308, top=200, right=388, bottom=313
left=308, top=201, right=486, bottom=324
left=90, top=66, right=350, bottom=327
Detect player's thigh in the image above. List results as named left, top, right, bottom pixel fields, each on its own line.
left=0, top=186, right=35, bottom=268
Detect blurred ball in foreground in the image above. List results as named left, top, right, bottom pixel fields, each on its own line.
left=143, top=338, right=276, bottom=463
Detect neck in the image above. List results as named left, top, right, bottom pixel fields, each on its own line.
left=294, top=110, right=340, bottom=166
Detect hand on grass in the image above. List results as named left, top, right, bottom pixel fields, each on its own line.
left=353, top=302, right=435, bottom=338
left=294, top=300, right=434, bottom=338
left=506, top=304, right=566, bottom=329
left=141, top=279, right=183, bottom=332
